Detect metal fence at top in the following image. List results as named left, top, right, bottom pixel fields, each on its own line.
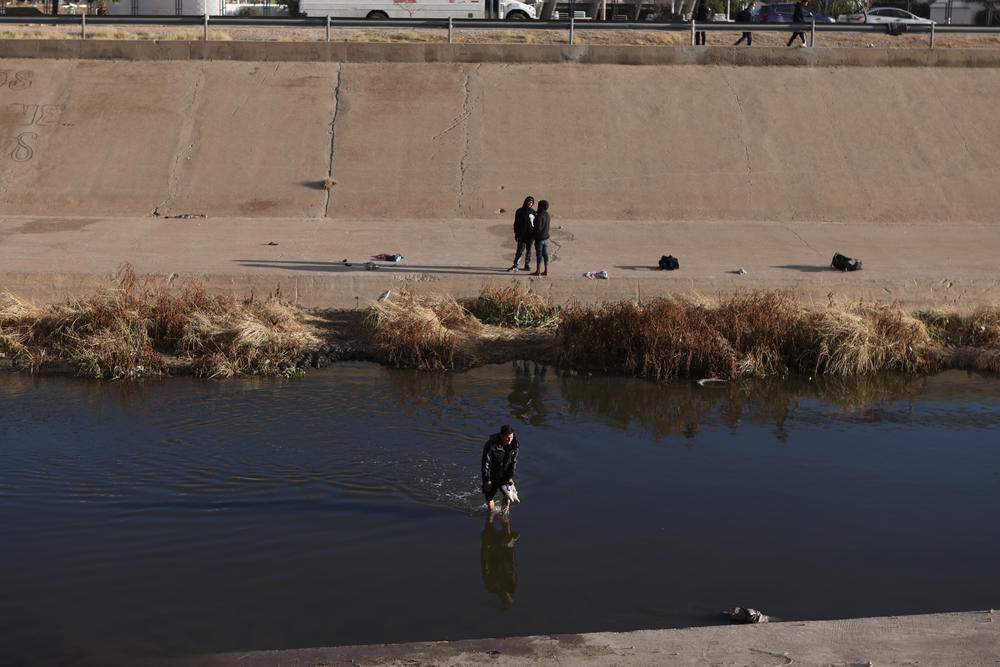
left=1, top=13, right=999, bottom=46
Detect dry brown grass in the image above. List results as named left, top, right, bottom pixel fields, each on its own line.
left=364, top=289, right=480, bottom=370
left=556, top=293, right=935, bottom=381
left=0, top=27, right=233, bottom=41
left=0, top=264, right=319, bottom=379
left=464, top=284, right=561, bottom=328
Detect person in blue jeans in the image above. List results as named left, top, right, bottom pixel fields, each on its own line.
left=531, top=200, right=550, bottom=276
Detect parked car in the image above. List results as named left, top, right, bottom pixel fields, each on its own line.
left=836, top=7, right=934, bottom=23
left=756, top=2, right=836, bottom=22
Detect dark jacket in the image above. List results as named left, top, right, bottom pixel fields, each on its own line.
left=482, top=433, right=519, bottom=484
left=533, top=210, right=550, bottom=242
left=513, top=198, right=536, bottom=241
left=695, top=0, right=711, bottom=21
left=792, top=1, right=805, bottom=22
left=737, top=6, right=753, bottom=22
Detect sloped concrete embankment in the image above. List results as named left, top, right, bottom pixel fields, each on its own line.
left=1, top=48, right=999, bottom=223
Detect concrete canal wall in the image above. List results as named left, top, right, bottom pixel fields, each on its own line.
left=1, top=43, right=999, bottom=224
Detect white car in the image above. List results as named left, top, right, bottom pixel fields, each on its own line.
left=837, top=7, right=935, bottom=24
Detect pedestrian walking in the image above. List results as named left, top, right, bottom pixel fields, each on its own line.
left=694, top=0, right=711, bottom=45
left=787, top=0, right=808, bottom=46
left=508, top=196, right=536, bottom=273
left=734, top=1, right=756, bottom=45
left=531, top=200, right=550, bottom=276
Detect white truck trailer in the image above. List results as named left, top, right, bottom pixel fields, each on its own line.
left=299, top=0, right=540, bottom=20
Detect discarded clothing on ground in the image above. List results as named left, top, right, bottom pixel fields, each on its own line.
left=658, top=255, right=680, bottom=270
left=374, top=253, right=404, bottom=262
left=500, top=483, right=520, bottom=504
left=725, top=607, right=769, bottom=623
left=584, top=270, right=609, bottom=280
left=831, top=252, right=863, bottom=272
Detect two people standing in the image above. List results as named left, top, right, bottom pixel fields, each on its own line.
left=508, top=195, right=552, bottom=276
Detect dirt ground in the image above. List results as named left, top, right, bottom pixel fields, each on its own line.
left=2, top=22, right=999, bottom=48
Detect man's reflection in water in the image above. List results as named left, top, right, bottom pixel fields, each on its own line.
left=480, top=513, right=519, bottom=607
left=507, top=361, right=547, bottom=426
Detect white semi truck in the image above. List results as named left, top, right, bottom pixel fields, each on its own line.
left=299, top=0, right=540, bottom=20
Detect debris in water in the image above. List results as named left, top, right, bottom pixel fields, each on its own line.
left=725, top=607, right=769, bottom=624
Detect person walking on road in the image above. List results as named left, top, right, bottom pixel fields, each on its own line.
left=531, top=200, right=551, bottom=277
left=734, top=1, right=756, bottom=45
left=787, top=0, right=808, bottom=46
left=693, top=0, right=711, bottom=45
left=509, top=196, right=536, bottom=272
left=482, top=424, right=519, bottom=515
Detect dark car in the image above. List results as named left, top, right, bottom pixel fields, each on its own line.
left=756, top=3, right=836, bottom=22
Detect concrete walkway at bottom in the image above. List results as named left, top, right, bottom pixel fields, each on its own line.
left=172, top=610, right=999, bottom=666
left=2, top=216, right=999, bottom=313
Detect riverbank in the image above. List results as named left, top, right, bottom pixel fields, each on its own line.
left=3, top=275, right=999, bottom=379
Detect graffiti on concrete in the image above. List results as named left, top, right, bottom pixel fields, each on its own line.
left=11, top=132, right=37, bottom=162
left=0, top=70, right=33, bottom=90
left=2, top=71, right=72, bottom=163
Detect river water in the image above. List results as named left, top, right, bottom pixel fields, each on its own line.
left=1, top=363, right=998, bottom=665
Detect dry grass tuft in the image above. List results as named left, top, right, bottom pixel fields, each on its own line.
left=182, top=299, right=320, bottom=378
left=322, top=176, right=336, bottom=190
left=556, top=293, right=936, bottom=381
left=0, top=264, right=319, bottom=379
left=811, top=300, right=931, bottom=376
left=464, top=284, right=561, bottom=328
left=364, top=289, right=479, bottom=369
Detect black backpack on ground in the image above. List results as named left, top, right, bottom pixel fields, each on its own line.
left=831, top=252, right=862, bottom=271
left=659, top=255, right=680, bottom=271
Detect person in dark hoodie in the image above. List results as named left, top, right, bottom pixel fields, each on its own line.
left=531, top=200, right=551, bottom=277
left=481, top=424, right=519, bottom=514
left=693, top=0, right=710, bottom=45
left=787, top=0, right=808, bottom=46
left=508, top=196, right=536, bottom=272
left=734, top=1, right=755, bottom=45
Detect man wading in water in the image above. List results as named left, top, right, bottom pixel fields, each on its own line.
left=481, top=424, right=519, bottom=515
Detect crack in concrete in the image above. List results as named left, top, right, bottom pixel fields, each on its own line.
left=723, top=72, right=753, bottom=207
left=748, top=647, right=793, bottom=665
left=456, top=64, right=479, bottom=213
left=324, top=63, right=343, bottom=218
left=155, top=67, right=206, bottom=217
left=784, top=224, right=821, bottom=256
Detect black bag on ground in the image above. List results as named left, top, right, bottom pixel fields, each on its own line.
left=659, top=255, right=680, bottom=271
left=831, top=252, right=862, bottom=271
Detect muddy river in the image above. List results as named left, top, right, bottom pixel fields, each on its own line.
left=1, top=364, right=998, bottom=664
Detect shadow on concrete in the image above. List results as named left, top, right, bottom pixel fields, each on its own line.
left=302, top=180, right=333, bottom=191
left=615, top=265, right=660, bottom=271
left=772, top=264, right=830, bottom=273
left=235, top=259, right=510, bottom=276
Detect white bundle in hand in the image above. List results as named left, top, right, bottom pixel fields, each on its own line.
left=500, top=483, right=520, bottom=503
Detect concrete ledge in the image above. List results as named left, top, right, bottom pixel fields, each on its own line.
left=159, top=611, right=1000, bottom=666
left=1, top=39, right=999, bottom=66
